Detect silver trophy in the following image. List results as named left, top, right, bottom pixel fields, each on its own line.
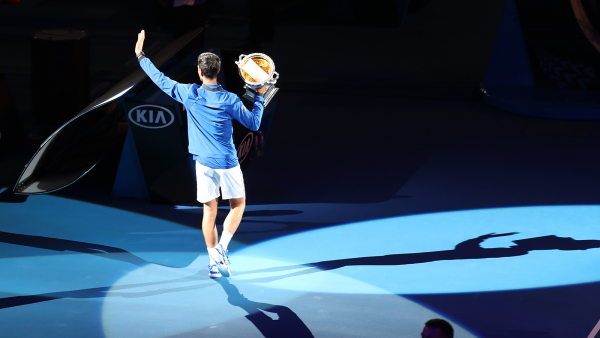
left=235, top=53, right=279, bottom=106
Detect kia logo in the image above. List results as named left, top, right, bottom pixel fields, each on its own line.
left=237, top=132, right=254, bottom=164
left=128, top=104, right=175, bottom=129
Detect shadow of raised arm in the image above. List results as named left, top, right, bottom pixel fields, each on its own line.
left=454, top=232, right=519, bottom=251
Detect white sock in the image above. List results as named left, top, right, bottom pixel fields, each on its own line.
left=219, top=230, right=234, bottom=250
left=207, top=247, right=218, bottom=265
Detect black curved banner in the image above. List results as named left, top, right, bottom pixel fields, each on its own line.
left=14, top=28, right=203, bottom=195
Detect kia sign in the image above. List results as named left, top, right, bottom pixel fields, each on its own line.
left=128, top=104, right=175, bottom=129
left=237, top=131, right=254, bottom=164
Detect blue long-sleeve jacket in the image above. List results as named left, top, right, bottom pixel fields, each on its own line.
left=139, top=57, right=264, bottom=168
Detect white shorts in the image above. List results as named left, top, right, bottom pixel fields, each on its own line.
left=195, top=162, right=245, bottom=203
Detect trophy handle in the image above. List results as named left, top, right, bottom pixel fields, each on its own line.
left=236, top=54, right=247, bottom=66
left=272, top=71, right=279, bottom=80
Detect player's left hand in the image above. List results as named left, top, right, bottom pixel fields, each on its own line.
left=135, top=30, right=145, bottom=54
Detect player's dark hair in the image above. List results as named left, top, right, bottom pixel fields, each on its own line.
left=197, top=52, right=220, bottom=79
left=425, top=319, right=454, bottom=338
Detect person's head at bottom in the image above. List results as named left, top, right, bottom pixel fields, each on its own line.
left=421, top=318, right=454, bottom=338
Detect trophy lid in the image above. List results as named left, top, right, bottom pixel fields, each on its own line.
left=236, top=53, right=278, bottom=87
left=241, top=58, right=270, bottom=83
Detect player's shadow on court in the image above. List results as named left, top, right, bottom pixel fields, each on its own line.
left=313, top=233, right=600, bottom=269
left=215, top=278, right=314, bottom=338
left=240, top=233, right=600, bottom=281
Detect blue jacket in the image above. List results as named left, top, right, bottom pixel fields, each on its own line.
left=139, top=57, right=264, bottom=168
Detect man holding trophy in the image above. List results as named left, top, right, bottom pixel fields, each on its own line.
left=134, top=30, right=275, bottom=278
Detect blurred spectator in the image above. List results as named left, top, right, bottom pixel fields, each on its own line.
left=157, top=0, right=210, bottom=39
left=421, top=318, right=454, bottom=338
left=241, top=0, right=275, bottom=49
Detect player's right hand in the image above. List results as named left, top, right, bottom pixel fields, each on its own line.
left=135, top=30, right=145, bottom=54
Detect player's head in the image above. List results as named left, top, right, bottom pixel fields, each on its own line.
left=421, top=319, right=454, bottom=338
left=197, top=52, right=221, bottom=79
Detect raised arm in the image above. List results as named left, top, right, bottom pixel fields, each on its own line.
left=134, top=30, right=191, bottom=104
left=231, top=93, right=266, bottom=131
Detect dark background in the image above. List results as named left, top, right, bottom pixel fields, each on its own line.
left=0, top=0, right=507, bottom=204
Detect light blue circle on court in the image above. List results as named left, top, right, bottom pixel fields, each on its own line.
left=236, top=205, right=600, bottom=294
